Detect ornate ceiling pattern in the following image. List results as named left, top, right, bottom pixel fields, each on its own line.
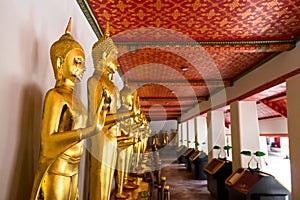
left=87, top=0, right=300, bottom=41
left=77, top=0, right=300, bottom=121
left=117, top=46, right=274, bottom=80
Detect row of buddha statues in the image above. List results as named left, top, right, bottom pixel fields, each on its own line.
left=30, top=18, right=151, bottom=200
left=150, top=130, right=179, bottom=150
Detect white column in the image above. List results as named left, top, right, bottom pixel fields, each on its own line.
left=230, top=101, right=261, bottom=172
left=194, top=117, right=198, bottom=150
left=196, top=116, right=208, bottom=153
left=186, top=121, right=190, bottom=148
left=182, top=122, right=188, bottom=147
left=207, top=110, right=226, bottom=162
left=178, top=123, right=182, bottom=146
left=188, top=119, right=195, bottom=148
left=287, top=74, right=300, bottom=199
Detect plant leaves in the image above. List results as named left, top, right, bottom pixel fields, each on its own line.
left=213, top=145, right=221, bottom=149
left=254, top=151, right=266, bottom=157
left=224, top=145, right=232, bottom=150
left=241, top=151, right=252, bottom=156
left=194, top=141, right=200, bottom=146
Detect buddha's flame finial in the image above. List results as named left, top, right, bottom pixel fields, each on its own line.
left=65, top=17, right=72, bottom=34
left=105, top=22, right=110, bottom=37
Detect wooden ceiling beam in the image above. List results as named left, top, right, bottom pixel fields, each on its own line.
left=146, top=114, right=180, bottom=117
left=146, top=113, right=180, bottom=116
left=141, top=109, right=188, bottom=113
left=141, top=104, right=191, bottom=108
left=141, top=108, right=189, bottom=113
left=129, top=80, right=232, bottom=87
left=140, top=96, right=207, bottom=101
left=266, top=92, right=286, bottom=102
left=147, top=117, right=178, bottom=121
left=115, top=41, right=295, bottom=52
left=143, top=111, right=181, bottom=114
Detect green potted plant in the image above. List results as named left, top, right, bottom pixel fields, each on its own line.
left=213, top=145, right=232, bottom=160
left=241, top=150, right=267, bottom=172
left=194, top=141, right=206, bottom=151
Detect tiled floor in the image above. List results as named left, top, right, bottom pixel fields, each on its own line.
left=263, top=151, right=291, bottom=191
left=115, top=148, right=291, bottom=200
left=158, top=150, right=291, bottom=200
left=161, top=163, right=213, bottom=200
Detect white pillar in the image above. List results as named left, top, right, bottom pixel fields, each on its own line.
left=287, top=74, right=300, bottom=199
left=188, top=119, right=195, bottom=148
left=186, top=121, right=190, bottom=148
left=182, top=122, right=188, bottom=147
left=178, top=123, right=182, bottom=146
left=194, top=117, right=198, bottom=150
left=196, top=116, right=208, bottom=153
left=207, top=110, right=226, bottom=162
left=230, top=101, right=261, bottom=172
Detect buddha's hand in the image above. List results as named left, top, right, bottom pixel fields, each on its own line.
left=135, top=112, right=144, bottom=125
left=130, top=108, right=137, bottom=118
left=132, top=90, right=140, bottom=114
left=102, top=86, right=111, bottom=111
left=94, top=92, right=108, bottom=133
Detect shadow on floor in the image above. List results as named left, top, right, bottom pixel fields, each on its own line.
left=161, top=163, right=213, bottom=200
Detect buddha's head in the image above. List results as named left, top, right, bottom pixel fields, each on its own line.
left=120, top=81, right=134, bottom=110
left=50, top=18, right=85, bottom=81
left=92, top=22, right=118, bottom=73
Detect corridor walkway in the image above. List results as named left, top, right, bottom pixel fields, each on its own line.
left=157, top=149, right=291, bottom=200
left=161, top=163, right=213, bottom=200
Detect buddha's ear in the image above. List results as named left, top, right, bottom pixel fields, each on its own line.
left=102, top=52, right=107, bottom=59
left=56, top=56, right=64, bottom=68
left=121, top=95, right=126, bottom=104
left=56, top=56, right=64, bottom=80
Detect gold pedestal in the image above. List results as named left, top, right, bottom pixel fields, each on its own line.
left=122, top=178, right=150, bottom=200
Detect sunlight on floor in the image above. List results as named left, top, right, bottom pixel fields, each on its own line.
left=263, top=152, right=291, bottom=191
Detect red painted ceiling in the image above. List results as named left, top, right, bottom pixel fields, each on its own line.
left=77, top=0, right=300, bottom=121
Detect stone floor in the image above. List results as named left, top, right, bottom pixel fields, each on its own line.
left=111, top=147, right=291, bottom=200
left=161, top=163, right=213, bottom=200
left=155, top=148, right=213, bottom=200
left=263, top=151, right=291, bottom=191
left=159, top=152, right=291, bottom=200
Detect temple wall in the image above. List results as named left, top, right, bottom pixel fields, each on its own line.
left=0, top=1, right=96, bottom=199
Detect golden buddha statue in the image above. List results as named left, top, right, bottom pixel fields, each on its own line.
left=119, top=90, right=143, bottom=189
left=164, top=131, right=169, bottom=145
left=153, top=132, right=159, bottom=151
left=141, top=126, right=151, bottom=153
left=115, top=82, right=138, bottom=199
left=30, top=18, right=107, bottom=200
left=133, top=123, right=149, bottom=169
left=134, top=113, right=150, bottom=171
left=87, top=22, right=135, bottom=200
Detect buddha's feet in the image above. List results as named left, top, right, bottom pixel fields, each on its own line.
left=124, top=183, right=138, bottom=190
left=116, top=192, right=129, bottom=199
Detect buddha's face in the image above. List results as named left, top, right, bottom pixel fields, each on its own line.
left=62, top=48, right=86, bottom=82
left=122, top=93, right=133, bottom=110
left=106, top=48, right=118, bottom=73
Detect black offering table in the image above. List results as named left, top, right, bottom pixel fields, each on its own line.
left=225, top=168, right=290, bottom=200
left=189, top=150, right=208, bottom=180
left=182, top=148, right=195, bottom=172
left=176, top=145, right=187, bottom=164
left=204, top=158, right=232, bottom=200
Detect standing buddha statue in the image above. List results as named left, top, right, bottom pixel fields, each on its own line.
left=116, top=82, right=139, bottom=198
left=30, top=18, right=107, bottom=200
left=87, top=22, right=135, bottom=200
